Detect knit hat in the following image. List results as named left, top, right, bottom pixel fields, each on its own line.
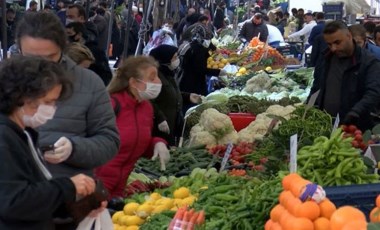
left=149, top=44, right=178, bottom=65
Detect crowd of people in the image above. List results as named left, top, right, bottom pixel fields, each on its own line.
left=1, top=0, right=380, bottom=229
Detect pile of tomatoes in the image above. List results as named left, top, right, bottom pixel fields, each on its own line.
left=207, top=142, right=254, bottom=163
left=341, top=125, right=374, bottom=151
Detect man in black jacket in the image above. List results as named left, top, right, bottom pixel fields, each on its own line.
left=309, top=21, right=380, bottom=131
left=238, top=13, right=268, bottom=42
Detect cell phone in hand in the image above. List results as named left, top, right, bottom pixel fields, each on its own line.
left=40, top=145, right=55, bottom=152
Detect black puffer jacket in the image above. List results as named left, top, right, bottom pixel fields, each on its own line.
left=309, top=45, right=380, bottom=131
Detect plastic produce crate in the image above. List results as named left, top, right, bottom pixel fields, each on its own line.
left=324, top=183, right=380, bottom=219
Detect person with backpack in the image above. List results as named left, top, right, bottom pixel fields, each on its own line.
left=95, top=56, right=170, bottom=199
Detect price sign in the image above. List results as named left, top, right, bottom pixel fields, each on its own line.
left=332, top=113, right=340, bottom=133
left=289, top=134, right=298, bottom=173
left=306, top=90, right=320, bottom=109
left=219, top=143, right=234, bottom=173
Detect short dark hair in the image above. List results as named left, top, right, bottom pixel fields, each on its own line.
left=96, top=7, right=105, bottom=16
left=66, top=21, right=86, bottom=35
left=364, top=21, right=376, bottom=34
left=16, top=12, right=67, bottom=51
left=291, top=8, right=297, bottom=14
left=198, top=15, right=209, bottom=22
left=44, top=4, right=52, bottom=10
left=68, top=4, right=87, bottom=19
left=29, top=0, right=37, bottom=7
left=316, top=12, right=324, bottom=20
left=373, top=26, right=380, bottom=39
left=275, top=11, right=284, bottom=19
left=349, top=24, right=366, bottom=39
left=0, top=56, right=73, bottom=115
left=298, top=8, right=304, bottom=12
left=253, top=13, right=262, bottom=20
left=323, top=20, right=348, bottom=35
left=284, top=12, right=290, bottom=17
left=6, top=8, right=15, bottom=14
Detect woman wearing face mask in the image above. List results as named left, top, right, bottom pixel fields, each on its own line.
left=149, top=45, right=201, bottom=146
left=95, top=56, right=170, bottom=199
left=179, top=24, right=226, bottom=111
left=0, top=56, right=102, bottom=229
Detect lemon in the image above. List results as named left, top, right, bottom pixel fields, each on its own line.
left=126, top=226, right=139, bottom=230
left=112, top=211, right=125, bottom=223
left=236, top=72, right=242, bottom=77
left=207, top=64, right=211, bottom=68
left=160, top=199, right=174, bottom=209
left=173, top=187, right=191, bottom=199
left=173, top=198, right=183, bottom=207
left=209, top=60, right=215, bottom=66
left=152, top=205, right=167, bottom=214
left=123, top=215, right=144, bottom=226
left=218, top=63, right=225, bottom=68
left=212, top=65, right=219, bottom=69
left=149, top=192, right=161, bottom=201
left=119, top=226, right=129, bottom=230
left=221, top=59, right=228, bottom=64
left=207, top=57, right=213, bottom=62
left=265, top=66, right=273, bottom=72
left=238, top=67, right=247, bottom=74
left=118, top=215, right=131, bottom=225
left=113, top=224, right=121, bottom=229
left=182, top=196, right=196, bottom=206
left=123, top=202, right=140, bottom=215
left=170, top=206, right=178, bottom=212
left=136, top=204, right=153, bottom=218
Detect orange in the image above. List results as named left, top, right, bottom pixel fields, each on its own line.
left=288, top=198, right=302, bottom=216
left=270, top=222, right=283, bottom=230
left=282, top=173, right=302, bottom=191
left=291, top=179, right=311, bottom=197
left=341, top=220, right=367, bottom=230
left=291, top=217, right=314, bottom=230
left=370, top=207, right=380, bottom=222
left=314, top=217, right=330, bottom=230
left=279, top=190, right=294, bottom=207
left=330, top=206, right=366, bottom=230
left=271, top=204, right=285, bottom=223
left=284, top=196, right=299, bottom=211
left=265, top=219, right=274, bottom=230
left=279, top=210, right=294, bottom=230
left=319, top=199, right=336, bottom=219
left=295, top=201, right=321, bottom=221
left=376, top=195, right=380, bottom=208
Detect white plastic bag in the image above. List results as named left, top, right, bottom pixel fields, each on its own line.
left=76, top=209, right=114, bottom=230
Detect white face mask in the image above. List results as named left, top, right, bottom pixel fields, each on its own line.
left=139, top=8, right=143, bottom=13
left=65, top=18, right=75, bottom=25
left=136, top=80, right=162, bottom=100
left=169, top=59, right=180, bottom=70
left=22, top=104, right=56, bottom=128
left=202, top=39, right=211, bottom=48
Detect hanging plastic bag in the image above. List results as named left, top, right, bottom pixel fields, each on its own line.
left=76, top=209, right=114, bottom=230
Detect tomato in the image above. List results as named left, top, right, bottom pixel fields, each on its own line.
left=235, top=146, right=243, bottom=153
left=348, top=125, right=357, bottom=133
left=355, top=134, right=363, bottom=142
left=354, top=130, right=362, bottom=135
left=232, top=155, right=243, bottom=162
left=341, top=125, right=348, bottom=132
left=351, top=140, right=360, bottom=148
left=359, top=142, right=367, bottom=150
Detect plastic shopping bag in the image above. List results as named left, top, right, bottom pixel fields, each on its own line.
left=76, top=209, right=114, bottom=230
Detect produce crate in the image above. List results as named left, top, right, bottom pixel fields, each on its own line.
left=324, top=183, right=380, bottom=219
left=228, top=113, right=256, bottom=132
left=323, top=2, right=344, bottom=20
left=276, top=44, right=302, bottom=59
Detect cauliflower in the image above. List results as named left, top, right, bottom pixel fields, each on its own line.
left=218, top=131, right=239, bottom=145
left=190, top=124, right=204, bottom=137
left=199, top=108, right=234, bottom=139
left=243, top=73, right=273, bottom=93
left=265, top=105, right=296, bottom=118
left=189, top=130, right=217, bottom=147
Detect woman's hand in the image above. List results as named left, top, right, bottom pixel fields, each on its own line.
left=70, top=174, right=96, bottom=197
left=88, top=201, right=108, bottom=218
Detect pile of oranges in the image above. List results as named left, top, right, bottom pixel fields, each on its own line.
left=247, top=37, right=285, bottom=63
left=265, top=173, right=368, bottom=230
left=370, top=195, right=380, bottom=222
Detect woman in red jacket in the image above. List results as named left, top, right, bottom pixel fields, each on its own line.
left=95, top=56, right=170, bottom=199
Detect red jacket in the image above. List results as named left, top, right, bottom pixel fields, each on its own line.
left=95, top=91, right=166, bottom=198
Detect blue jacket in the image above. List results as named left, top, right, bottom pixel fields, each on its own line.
left=308, top=21, right=325, bottom=46
left=366, top=42, right=380, bottom=60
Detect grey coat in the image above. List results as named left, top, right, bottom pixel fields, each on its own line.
left=38, top=56, right=120, bottom=177
left=238, top=20, right=269, bottom=42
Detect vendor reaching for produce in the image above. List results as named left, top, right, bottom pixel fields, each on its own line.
left=238, top=13, right=269, bottom=43
left=286, top=11, right=316, bottom=45
left=95, top=56, right=170, bottom=199
left=177, top=24, right=226, bottom=111
left=309, top=20, right=380, bottom=131
left=149, top=45, right=202, bottom=146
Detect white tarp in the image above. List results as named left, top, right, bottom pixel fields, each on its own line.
left=289, top=0, right=370, bottom=15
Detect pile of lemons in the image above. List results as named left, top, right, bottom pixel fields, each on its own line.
left=235, top=67, right=247, bottom=77
left=112, top=187, right=197, bottom=230
left=207, top=56, right=229, bottom=69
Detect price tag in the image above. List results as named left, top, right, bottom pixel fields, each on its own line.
left=219, top=143, right=234, bottom=173
left=306, top=90, right=320, bottom=109
left=332, top=113, right=340, bottom=133
left=289, top=134, right=298, bottom=173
